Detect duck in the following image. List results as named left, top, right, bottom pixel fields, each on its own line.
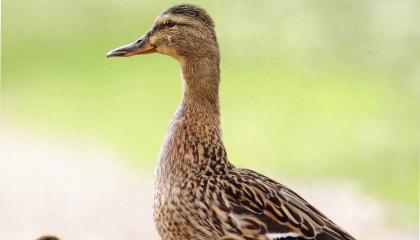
left=36, top=236, right=59, bottom=240
left=107, top=4, right=356, bottom=240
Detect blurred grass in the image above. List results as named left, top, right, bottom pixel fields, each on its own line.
left=2, top=0, right=419, bottom=227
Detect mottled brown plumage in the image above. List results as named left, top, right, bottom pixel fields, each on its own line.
left=107, top=4, right=356, bottom=240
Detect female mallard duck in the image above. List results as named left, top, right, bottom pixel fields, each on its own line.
left=107, top=4, right=356, bottom=240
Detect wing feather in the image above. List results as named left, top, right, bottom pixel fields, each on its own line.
left=220, top=168, right=356, bottom=240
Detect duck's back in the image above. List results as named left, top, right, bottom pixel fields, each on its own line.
left=219, top=168, right=355, bottom=240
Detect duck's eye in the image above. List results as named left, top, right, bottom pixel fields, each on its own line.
left=164, top=20, right=176, bottom=28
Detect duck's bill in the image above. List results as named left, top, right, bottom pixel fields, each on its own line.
left=106, top=33, right=156, bottom=57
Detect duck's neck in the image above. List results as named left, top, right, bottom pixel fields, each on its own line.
left=181, top=56, right=220, bottom=107
left=156, top=56, right=231, bottom=185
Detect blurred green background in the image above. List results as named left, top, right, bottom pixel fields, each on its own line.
left=2, top=0, right=419, bottom=228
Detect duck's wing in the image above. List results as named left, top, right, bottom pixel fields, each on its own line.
left=216, top=168, right=355, bottom=240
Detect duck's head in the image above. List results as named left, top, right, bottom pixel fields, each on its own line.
left=107, top=4, right=218, bottom=62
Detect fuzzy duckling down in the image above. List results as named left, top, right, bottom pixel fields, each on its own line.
left=107, top=4, right=356, bottom=240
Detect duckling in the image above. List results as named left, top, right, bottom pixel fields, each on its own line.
left=36, top=236, right=59, bottom=240
left=107, top=4, right=356, bottom=240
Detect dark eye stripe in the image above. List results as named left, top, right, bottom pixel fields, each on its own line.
left=150, top=22, right=190, bottom=36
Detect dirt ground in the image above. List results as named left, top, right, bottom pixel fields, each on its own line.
left=0, top=126, right=417, bottom=240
